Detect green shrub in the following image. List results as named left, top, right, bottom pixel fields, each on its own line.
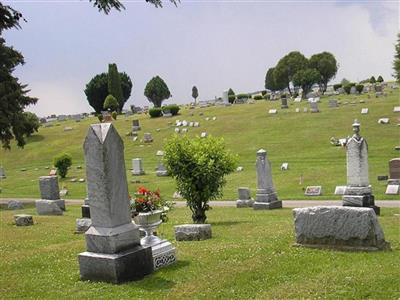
left=228, top=95, right=235, bottom=104
left=350, top=82, right=356, bottom=87
left=97, top=114, right=103, bottom=122
left=53, top=153, right=72, bottom=178
left=163, top=104, right=180, bottom=116
left=236, top=94, right=249, bottom=99
left=377, top=75, right=384, bottom=83
left=344, top=84, right=352, bottom=94
left=333, top=84, right=342, bottom=91
left=261, top=90, right=267, bottom=96
left=149, top=107, right=162, bottom=118
left=264, top=94, right=270, bottom=100
left=103, top=94, right=119, bottom=111
left=111, top=111, right=117, bottom=120
left=356, top=84, right=364, bottom=94
left=164, top=135, right=237, bottom=224
left=253, top=95, right=263, bottom=100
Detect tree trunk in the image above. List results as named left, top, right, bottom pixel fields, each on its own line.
left=191, top=204, right=207, bottom=224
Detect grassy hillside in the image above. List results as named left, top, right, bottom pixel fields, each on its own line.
left=0, top=87, right=399, bottom=200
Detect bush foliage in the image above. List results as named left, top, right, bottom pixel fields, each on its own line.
left=162, top=104, right=180, bottom=115
left=149, top=107, right=162, bottom=118
left=53, top=153, right=72, bottom=178
left=163, top=135, right=237, bottom=223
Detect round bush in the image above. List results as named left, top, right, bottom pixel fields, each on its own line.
left=163, top=104, right=180, bottom=116
left=333, top=84, right=342, bottom=91
left=344, top=84, right=352, bottom=94
left=236, top=94, right=249, bottom=100
left=253, top=95, right=263, bottom=100
left=111, top=111, right=117, bottom=120
left=228, top=95, right=235, bottom=104
left=53, top=153, right=72, bottom=178
left=103, top=94, right=119, bottom=111
left=356, top=84, right=364, bottom=94
left=149, top=107, right=162, bottom=118
left=97, top=114, right=104, bottom=122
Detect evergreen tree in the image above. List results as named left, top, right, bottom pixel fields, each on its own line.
left=144, top=76, right=171, bottom=107
left=394, top=33, right=400, bottom=82
left=192, top=86, right=198, bottom=104
left=370, top=76, right=376, bottom=84
left=377, top=75, right=384, bottom=83
left=108, top=63, right=124, bottom=112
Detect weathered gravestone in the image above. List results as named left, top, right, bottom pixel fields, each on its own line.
left=304, top=186, right=322, bottom=196
left=342, top=120, right=379, bottom=215
left=281, top=97, right=288, bottom=109
left=268, top=109, right=277, bottom=114
left=328, top=99, right=338, bottom=108
left=156, top=151, right=168, bottom=177
left=132, top=158, right=145, bottom=175
left=334, top=186, right=347, bottom=195
left=236, top=187, right=254, bottom=208
left=78, top=123, right=153, bottom=283
left=8, top=200, right=24, bottom=210
left=253, top=149, right=282, bottom=210
left=35, top=176, right=65, bottom=215
left=393, top=106, right=400, bottom=113
left=132, top=119, right=141, bottom=131
left=143, top=133, right=153, bottom=143
left=310, top=102, right=319, bottom=113
left=361, top=108, right=369, bottom=114
left=14, top=214, right=34, bottom=226
left=293, top=206, right=390, bottom=251
left=0, top=166, right=5, bottom=179
left=388, top=158, right=400, bottom=184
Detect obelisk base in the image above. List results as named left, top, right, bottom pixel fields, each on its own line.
left=342, top=186, right=379, bottom=215
left=79, top=246, right=153, bottom=283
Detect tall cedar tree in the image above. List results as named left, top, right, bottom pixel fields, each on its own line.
left=394, top=33, right=400, bottom=82
left=108, top=63, right=124, bottom=112
left=0, top=4, right=38, bottom=149
left=192, top=86, right=198, bottom=104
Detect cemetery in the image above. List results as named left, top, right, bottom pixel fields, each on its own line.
left=1, top=1, right=399, bottom=299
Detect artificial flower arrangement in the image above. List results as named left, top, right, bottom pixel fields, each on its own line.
left=130, top=186, right=173, bottom=222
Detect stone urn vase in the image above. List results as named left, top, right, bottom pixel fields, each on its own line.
left=133, top=210, right=163, bottom=247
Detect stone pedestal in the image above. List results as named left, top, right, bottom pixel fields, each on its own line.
left=147, top=239, right=176, bottom=270
left=79, top=123, right=153, bottom=283
left=76, top=218, right=92, bottom=233
left=293, top=206, right=390, bottom=251
left=36, top=176, right=65, bottom=215
left=253, top=149, right=282, bottom=210
left=175, top=224, right=212, bottom=241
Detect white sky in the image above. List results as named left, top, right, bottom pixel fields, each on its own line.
left=4, top=0, right=399, bottom=117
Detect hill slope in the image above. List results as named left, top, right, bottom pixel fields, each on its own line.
left=1, top=88, right=399, bottom=200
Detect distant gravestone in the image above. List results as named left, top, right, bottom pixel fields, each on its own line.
left=303, top=108, right=308, bottom=113
left=295, top=108, right=300, bottom=113
left=281, top=97, right=288, bottom=109
left=350, top=86, right=357, bottom=94
left=174, top=128, right=180, bottom=133
left=236, top=187, right=254, bottom=208
left=253, top=149, right=282, bottom=210
left=35, top=176, right=65, bottom=215
left=361, top=108, right=369, bottom=114
left=378, top=118, right=389, bottom=124
left=304, top=186, right=322, bottom=196
left=132, top=158, right=145, bottom=175
left=14, top=214, right=34, bottom=226
left=79, top=123, right=153, bottom=283
left=132, top=119, right=141, bottom=131
left=268, top=109, right=277, bottom=114
left=8, top=200, right=24, bottom=210
left=385, top=184, right=399, bottom=195
left=0, top=167, right=5, bottom=179
left=310, top=102, right=319, bottom=113
left=334, top=186, right=347, bottom=195
left=175, top=224, right=212, bottom=241
left=328, top=99, right=338, bottom=108
left=280, top=163, right=288, bottom=171
left=143, top=133, right=153, bottom=143
left=200, top=132, right=207, bottom=138
left=389, top=158, right=400, bottom=182
left=393, top=106, right=400, bottom=113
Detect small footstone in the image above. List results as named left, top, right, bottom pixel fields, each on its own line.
left=14, top=214, right=33, bottom=226
left=8, top=200, right=24, bottom=210
left=293, top=206, right=390, bottom=251
left=174, top=224, right=212, bottom=241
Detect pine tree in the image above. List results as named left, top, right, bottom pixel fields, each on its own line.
left=108, top=63, right=124, bottom=112
left=394, top=33, right=400, bottom=82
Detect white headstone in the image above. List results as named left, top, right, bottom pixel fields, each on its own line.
left=361, top=108, right=369, bottom=114
left=268, top=109, right=277, bottom=114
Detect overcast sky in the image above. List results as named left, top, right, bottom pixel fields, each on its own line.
left=4, top=0, right=399, bottom=117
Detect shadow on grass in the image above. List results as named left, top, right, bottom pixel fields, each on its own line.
left=211, top=221, right=248, bottom=227
left=26, top=134, right=45, bottom=144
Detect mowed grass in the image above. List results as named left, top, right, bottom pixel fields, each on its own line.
left=0, top=205, right=399, bottom=299
left=0, top=88, right=399, bottom=200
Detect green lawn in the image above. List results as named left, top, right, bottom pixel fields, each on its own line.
left=0, top=205, right=399, bottom=299
left=0, top=88, right=399, bottom=200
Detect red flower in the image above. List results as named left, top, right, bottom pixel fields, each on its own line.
left=137, top=186, right=149, bottom=195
